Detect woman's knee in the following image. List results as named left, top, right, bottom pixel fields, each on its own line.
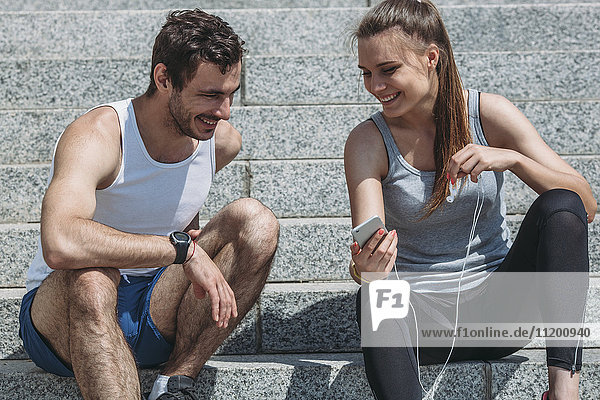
left=533, top=189, right=587, bottom=225
left=538, top=191, right=588, bottom=249
left=529, top=190, right=589, bottom=274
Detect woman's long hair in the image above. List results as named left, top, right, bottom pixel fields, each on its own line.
left=353, top=0, right=471, bottom=218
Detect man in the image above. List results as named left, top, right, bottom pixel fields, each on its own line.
left=18, top=9, right=279, bottom=400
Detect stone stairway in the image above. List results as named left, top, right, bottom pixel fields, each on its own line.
left=1, top=0, right=599, bottom=399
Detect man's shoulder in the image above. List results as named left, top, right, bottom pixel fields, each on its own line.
left=64, top=105, right=122, bottom=146
left=78, top=104, right=121, bottom=131
left=54, top=104, right=123, bottom=176
left=214, top=121, right=242, bottom=172
left=215, top=121, right=241, bottom=149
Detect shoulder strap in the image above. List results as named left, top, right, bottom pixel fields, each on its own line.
left=371, top=111, right=402, bottom=162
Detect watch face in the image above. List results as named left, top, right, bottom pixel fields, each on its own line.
left=172, top=232, right=189, bottom=242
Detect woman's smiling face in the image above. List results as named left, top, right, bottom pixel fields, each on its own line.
left=358, top=30, right=438, bottom=119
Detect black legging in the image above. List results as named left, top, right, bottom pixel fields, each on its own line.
left=357, top=189, right=589, bottom=400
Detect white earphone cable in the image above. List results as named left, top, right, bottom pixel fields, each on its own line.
left=414, top=179, right=485, bottom=399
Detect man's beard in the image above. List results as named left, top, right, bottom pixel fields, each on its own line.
left=167, top=90, right=218, bottom=141
left=167, top=90, right=196, bottom=139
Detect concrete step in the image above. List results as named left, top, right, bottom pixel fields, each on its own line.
left=1, top=0, right=598, bottom=12
left=0, top=282, right=357, bottom=360
left=2, top=6, right=599, bottom=60
left=2, top=156, right=599, bottom=223
left=1, top=101, right=599, bottom=165
left=249, top=156, right=600, bottom=218
left=2, top=281, right=600, bottom=360
left=0, top=218, right=353, bottom=287
left=1, top=51, right=598, bottom=110
left=0, top=0, right=367, bottom=11
left=245, top=51, right=600, bottom=106
left=438, top=0, right=600, bottom=3
left=0, top=161, right=247, bottom=224
left=2, top=215, right=600, bottom=288
left=490, top=349, right=600, bottom=399
left=1, top=350, right=600, bottom=399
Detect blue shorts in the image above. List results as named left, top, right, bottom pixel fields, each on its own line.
left=19, top=268, right=173, bottom=377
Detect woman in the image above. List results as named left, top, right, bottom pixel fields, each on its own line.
left=344, top=0, right=596, bottom=399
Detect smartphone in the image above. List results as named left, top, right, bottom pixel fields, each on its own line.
left=351, top=215, right=388, bottom=248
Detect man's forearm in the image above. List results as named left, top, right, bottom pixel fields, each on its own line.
left=41, top=216, right=178, bottom=270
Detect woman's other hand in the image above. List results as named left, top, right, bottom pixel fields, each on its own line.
left=447, top=143, right=520, bottom=183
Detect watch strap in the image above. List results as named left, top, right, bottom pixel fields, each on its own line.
left=170, top=231, right=191, bottom=264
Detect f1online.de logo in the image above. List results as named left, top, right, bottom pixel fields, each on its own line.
left=369, top=279, right=411, bottom=331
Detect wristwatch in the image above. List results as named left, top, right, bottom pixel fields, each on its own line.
left=169, top=231, right=192, bottom=264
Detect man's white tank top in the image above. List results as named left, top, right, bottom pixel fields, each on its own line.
left=26, top=99, right=215, bottom=291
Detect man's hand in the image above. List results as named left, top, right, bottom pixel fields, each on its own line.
left=187, top=229, right=202, bottom=241
left=182, top=247, right=238, bottom=328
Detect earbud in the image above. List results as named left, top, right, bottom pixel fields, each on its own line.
left=446, top=182, right=458, bottom=203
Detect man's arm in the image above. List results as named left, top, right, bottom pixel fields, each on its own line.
left=214, top=121, right=242, bottom=173
left=40, top=107, right=176, bottom=270
left=41, top=106, right=237, bottom=326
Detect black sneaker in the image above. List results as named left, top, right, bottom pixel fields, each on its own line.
left=156, top=375, right=200, bottom=400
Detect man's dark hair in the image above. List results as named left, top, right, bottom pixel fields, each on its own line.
left=146, top=9, right=246, bottom=95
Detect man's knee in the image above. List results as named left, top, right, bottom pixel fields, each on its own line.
left=228, top=198, right=280, bottom=242
left=66, top=268, right=121, bottom=317
left=220, top=199, right=279, bottom=274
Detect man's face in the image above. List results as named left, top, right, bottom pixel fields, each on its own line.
left=167, top=61, right=241, bottom=141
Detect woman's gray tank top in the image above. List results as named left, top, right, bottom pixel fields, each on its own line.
left=372, top=89, right=512, bottom=292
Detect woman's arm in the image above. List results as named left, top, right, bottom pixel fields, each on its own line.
left=447, top=92, right=597, bottom=222
left=344, top=121, right=398, bottom=283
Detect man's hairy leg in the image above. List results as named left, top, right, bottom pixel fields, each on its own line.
left=31, top=268, right=141, bottom=399
left=150, top=198, right=279, bottom=377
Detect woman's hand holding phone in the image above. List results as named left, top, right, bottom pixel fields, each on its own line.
left=350, top=216, right=398, bottom=282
